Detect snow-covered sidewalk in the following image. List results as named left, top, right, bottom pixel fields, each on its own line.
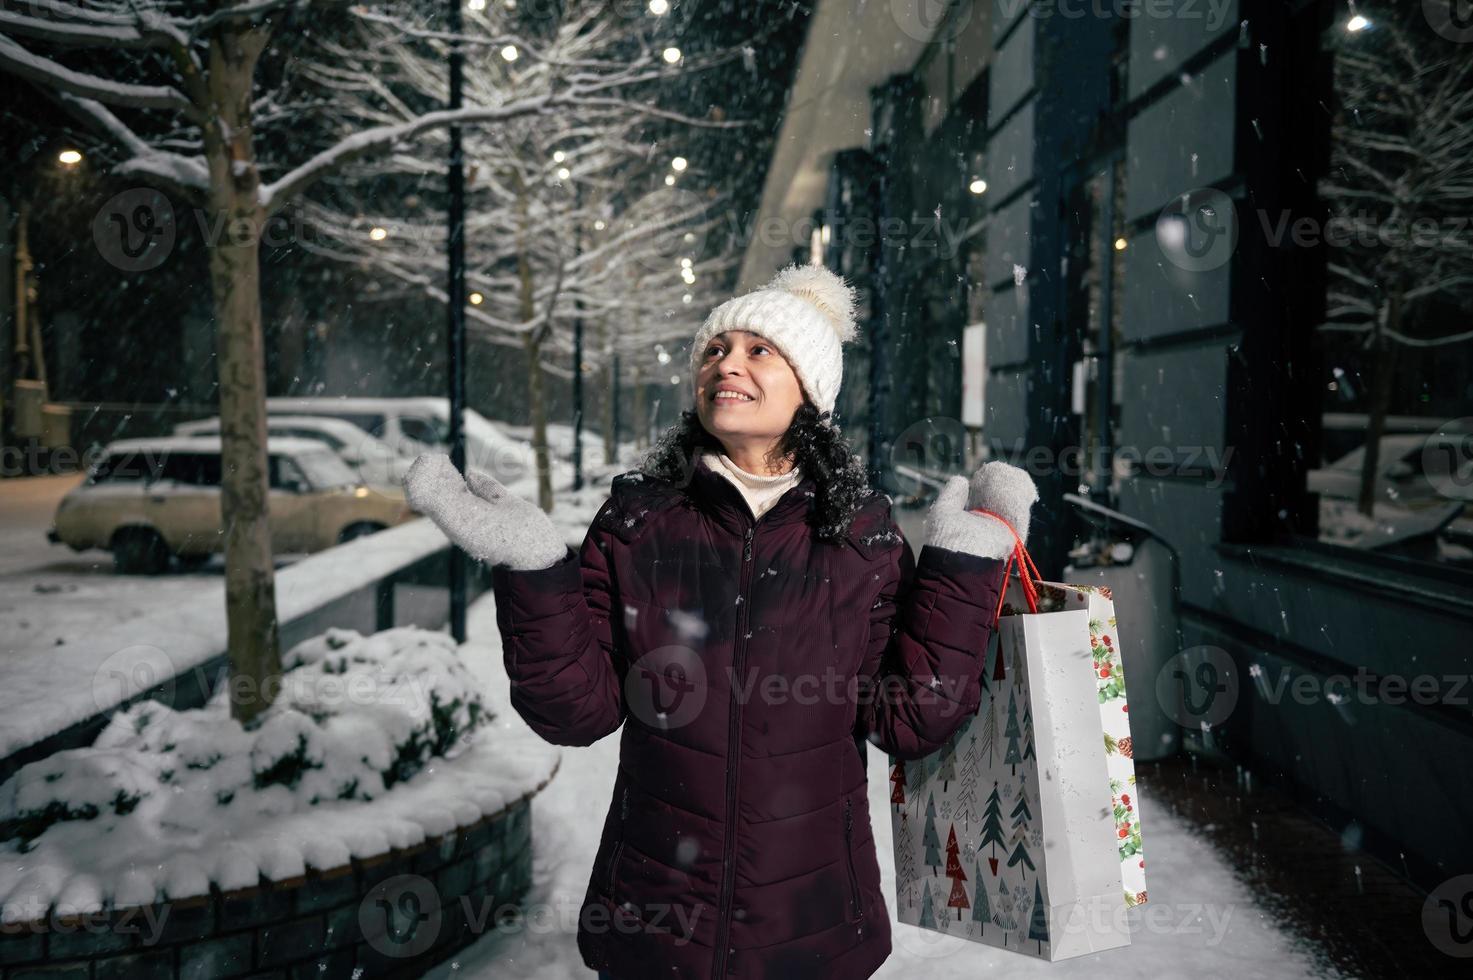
left=430, top=581, right=1346, bottom=980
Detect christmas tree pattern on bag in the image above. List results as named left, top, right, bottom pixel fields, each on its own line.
left=889, top=579, right=1146, bottom=960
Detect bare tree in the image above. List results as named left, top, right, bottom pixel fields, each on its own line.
left=290, top=2, right=746, bottom=508
left=0, top=0, right=706, bottom=720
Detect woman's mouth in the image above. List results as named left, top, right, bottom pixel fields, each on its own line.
left=713, top=391, right=755, bottom=404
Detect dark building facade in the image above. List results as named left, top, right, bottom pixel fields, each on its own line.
left=818, top=0, right=1473, bottom=895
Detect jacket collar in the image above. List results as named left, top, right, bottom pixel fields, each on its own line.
left=684, top=453, right=817, bottom=534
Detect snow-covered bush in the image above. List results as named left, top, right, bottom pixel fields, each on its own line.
left=0, top=627, right=489, bottom=850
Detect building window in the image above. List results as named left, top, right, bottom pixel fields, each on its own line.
left=1312, top=3, right=1473, bottom=569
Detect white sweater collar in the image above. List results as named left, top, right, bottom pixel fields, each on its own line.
left=700, top=451, right=802, bottom=520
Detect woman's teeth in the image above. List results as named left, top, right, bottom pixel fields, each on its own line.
left=715, top=391, right=753, bottom=402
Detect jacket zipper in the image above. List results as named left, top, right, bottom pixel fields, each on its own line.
left=606, top=785, right=629, bottom=896
left=844, top=797, right=863, bottom=921
left=713, top=520, right=756, bottom=978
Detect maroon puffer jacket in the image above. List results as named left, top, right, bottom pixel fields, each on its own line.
left=490, top=456, right=1006, bottom=980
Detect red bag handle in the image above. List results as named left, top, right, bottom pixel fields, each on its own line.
left=970, top=508, right=1042, bottom=620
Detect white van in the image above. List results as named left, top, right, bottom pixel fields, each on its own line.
left=264, top=397, right=533, bottom=484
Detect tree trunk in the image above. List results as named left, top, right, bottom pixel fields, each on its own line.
left=524, top=332, right=552, bottom=510
left=602, top=364, right=615, bottom=466
left=602, top=321, right=615, bottom=467
left=631, top=365, right=646, bottom=450
left=514, top=188, right=553, bottom=512
left=205, top=19, right=280, bottom=724
left=1356, top=291, right=1401, bottom=517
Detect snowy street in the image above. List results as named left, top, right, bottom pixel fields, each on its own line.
left=2, top=0, right=1470, bottom=976
left=431, top=579, right=1339, bottom=980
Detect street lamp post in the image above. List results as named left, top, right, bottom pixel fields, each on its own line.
left=447, top=0, right=468, bottom=642
left=572, top=183, right=584, bottom=490
left=573, top=317, right=584, bottom=489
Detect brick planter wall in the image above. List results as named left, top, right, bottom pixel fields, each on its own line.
left=0, top=794, right=537, bottom=980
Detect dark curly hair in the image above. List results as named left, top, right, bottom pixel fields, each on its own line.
left=639, top=403, right=875, bottom=540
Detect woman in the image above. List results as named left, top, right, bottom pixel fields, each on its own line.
left=404, top=264, right=1037, bottom=980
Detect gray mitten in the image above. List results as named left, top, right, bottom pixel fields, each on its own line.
left=966, top=460, right=1038, bottom=545
left=923, top=461, right=1038, bottom=560
left=402, top=454, right=566, bottom=570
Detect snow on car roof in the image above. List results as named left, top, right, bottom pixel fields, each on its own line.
left=262, top=397, right=529, bottom=452
left=265, top=395, right=449, bottom=413
left=174, top=414, right=387, bottom=442
left=96, top=435, right=338, bottom=456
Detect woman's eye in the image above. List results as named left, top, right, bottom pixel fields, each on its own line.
left=751, top=344, right=770, bottom=355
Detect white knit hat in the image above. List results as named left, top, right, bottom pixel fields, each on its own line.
left=688, top=263, right=858, bottom=415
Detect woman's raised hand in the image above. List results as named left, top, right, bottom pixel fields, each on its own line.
left=402, top=454, right=566, bottom=570
left=923, top=461, right=1038, bottom=560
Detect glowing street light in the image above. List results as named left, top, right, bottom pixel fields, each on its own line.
left=662, top=47, right=682, bottom=64
left=500, top=44, right=518, bottom=62
left=968, top=178, right=987, bottom=195
left=1114, top=237, right=1128, bottom=251
left=57, top=149, right=83, bottom=167
left=680, top=257, right=692, bottom=268
left=657, top=350, right=671, bottom=364
left=469, top=291, right=484, bottom=305
left=1346, top=14, right=1371, bottom=31
left=648, top=0, right=669, bottom=14
left=664, top=174, right=676, bottom=186
left=467, top=0, right=486, bottom=10
left=553, top=150, right=566, bottom=163
left=369, top=226, right=388, bottom=241
left=556, top=167, right=571, bottom=181
left=594, top=219, right=606, bottom=231
left=671, top=156, right=688, bottom=172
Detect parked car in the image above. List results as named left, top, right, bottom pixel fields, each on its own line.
left=172, top=415, right=410, bottom=494
left=263, top=396, right=534, bottom=483
left=47, top=436, right=413, bottom=574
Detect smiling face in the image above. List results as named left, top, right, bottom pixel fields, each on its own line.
left=693, top=330, right=806, bottom=464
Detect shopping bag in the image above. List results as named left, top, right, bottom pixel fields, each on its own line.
left=889, top=521, right=1147, bottom=961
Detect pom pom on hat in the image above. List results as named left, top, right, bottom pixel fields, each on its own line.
left=764, top=264, right=857, bottom=343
